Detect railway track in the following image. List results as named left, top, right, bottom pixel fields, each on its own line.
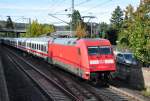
left=4, top=46, right=143, bottom=101
left=4, top=47, right=81, bottom=101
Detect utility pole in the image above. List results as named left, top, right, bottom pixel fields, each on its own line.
left=82, top=16, right=96, bottom=38
left=70, top=0, right=74, bottom=34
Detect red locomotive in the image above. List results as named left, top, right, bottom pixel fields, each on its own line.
left=2, top=37, right=116, bottom=82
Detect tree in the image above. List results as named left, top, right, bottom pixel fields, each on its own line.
left=106, top=27, right=118, bottom=45
left=110, top=6, right=123, bottom=30
left=71, top=10, right=82, bottom=31
left=129, top=0, right=150, bottom=64
left=22, top=20, right=55, bottom=37
left=75, top=22, right=86, bottom=38
left=119, top=4, right=134, bottom=46
left=98, top=22, right=108, bottom=38
left=109, top=6, right=124, bottom=45
left=119, top=0, right=150, bottom=64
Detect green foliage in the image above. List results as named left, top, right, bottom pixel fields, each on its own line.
left=109, top=6, right=123, bottom=45
left=110, top=6, right=123, bottom=30
left=106, top=27, right=118, bottom=45
left=71, top=10, right=82, bottom=31
left=119, top=0, right=150, bottom=64
left=119, top=4, right=134, bottom=46
left=22, top=20, right=55, bottom=37
left=98, top=22, right=108, bottom=38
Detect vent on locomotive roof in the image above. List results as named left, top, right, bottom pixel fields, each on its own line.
left=67, top=41, right=71, bottom=44
left=73, top=41, right=76, bottom=44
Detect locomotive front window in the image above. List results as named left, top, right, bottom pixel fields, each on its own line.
left=88, top=46, right=112, bottom=55
left=99, top=47, right=112, bottom=55
left=88, top=46, right=99, bottom=55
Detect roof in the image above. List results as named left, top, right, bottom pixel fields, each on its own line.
left=53, top=38, right=78, bottom=45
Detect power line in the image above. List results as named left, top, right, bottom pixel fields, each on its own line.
left=50, top=0, right=67, bottom=13
left=54, top=0, right=92, bottom=14
left=76, top=0, right=92, bottom=6
left=48, top=14, right=69, bottom=24
left=80, top=0, right=112, bottom=13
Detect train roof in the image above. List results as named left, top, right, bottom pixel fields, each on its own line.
left=27, top=37, right=52, bottom=42
left=53, top=38, right=110, bottom=45
left=2, top=37, right=110, bottom=45
left=53, top=38, right=78, bottom=45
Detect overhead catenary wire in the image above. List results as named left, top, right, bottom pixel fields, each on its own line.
left=80, top=0, right=112, bottom=13
left=54, top=0, right=92, bottom=14
left=49, top=0, right=67, bottom=13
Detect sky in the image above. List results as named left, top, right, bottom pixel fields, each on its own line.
left=0, top=0, right=140, bottom=25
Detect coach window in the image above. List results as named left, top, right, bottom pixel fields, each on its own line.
left=41, top=45, right=43, bottom=51
left=37, top=44, right=38, bottom=49
left=44, top=46, right=46, bottom=52
left=36, top=44, right=37, bottom=49
left=45, top=46, right=47, bottom=52
left=39, top=44, right=40, bottom=50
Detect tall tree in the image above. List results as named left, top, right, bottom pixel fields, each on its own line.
left=71, top=10, right=82, bottom=31
left=129, top=0, right=150, bottom=64
left=6, top=16, right=14, bottom=29
left=119, top=4, right=134, bottom=46
left=119, top=0, right=150, bottom=64
left=110, top=6, right=124, bottom=30
left=108, top=6, right=124, bottom=45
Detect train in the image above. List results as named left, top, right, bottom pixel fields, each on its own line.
left=1, top=37, right=116, bottom=83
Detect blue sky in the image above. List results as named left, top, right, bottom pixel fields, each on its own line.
left=0, top=0, right=140, bottom=25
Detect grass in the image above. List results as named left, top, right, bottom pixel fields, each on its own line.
left=142, top=89, right=150, bottom=97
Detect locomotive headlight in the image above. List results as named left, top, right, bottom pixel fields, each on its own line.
left=90, top=60, right=99, bottom=64
left=105, top=59, right=114, bottom=64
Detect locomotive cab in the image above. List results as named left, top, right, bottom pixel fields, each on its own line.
left=78, top=39, right=116, bottom=83
left=88, top=46, right=115, bottom=72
